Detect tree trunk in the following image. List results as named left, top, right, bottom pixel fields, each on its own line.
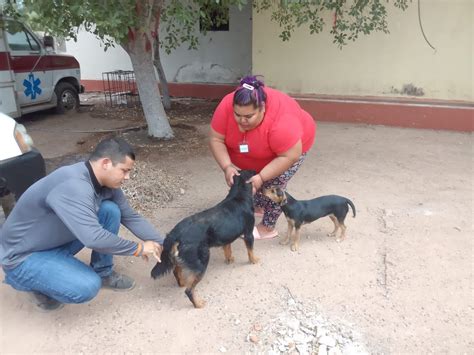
left=154, top=43, right=171, bottom=110
left=123, top=45, right=174, bottom=139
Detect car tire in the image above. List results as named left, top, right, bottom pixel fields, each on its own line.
left=54, top=82, right=79, bottom=114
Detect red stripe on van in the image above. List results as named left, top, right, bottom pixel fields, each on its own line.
left=0, top=52, right=11, bottom=70
left=8, top=54, right=79, bottom=73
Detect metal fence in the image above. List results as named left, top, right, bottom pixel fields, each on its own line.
left=102, top=70, right=140, bottom=108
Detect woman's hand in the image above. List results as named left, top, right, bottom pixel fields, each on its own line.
left=247, top=173, right=264, bottom=194
left=224, top=164, right=240, bottom=186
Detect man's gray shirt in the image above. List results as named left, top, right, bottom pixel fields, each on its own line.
left=0, top=162, right=164, bottom=269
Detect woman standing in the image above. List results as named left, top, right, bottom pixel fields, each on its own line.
left=209, top=75, right=316, bottom=239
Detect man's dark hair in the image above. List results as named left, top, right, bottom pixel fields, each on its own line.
left=89, top=137, right=135, bottom=164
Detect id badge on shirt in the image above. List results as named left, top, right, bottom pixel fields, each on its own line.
left=239, top=142, right=249, bottom=153
left=239, top=133, right=249, bottom=153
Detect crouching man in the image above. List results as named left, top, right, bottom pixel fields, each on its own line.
left=0, top=137, right=163, bottom=311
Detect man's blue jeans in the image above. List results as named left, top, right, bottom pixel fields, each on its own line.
left=3, top=201, right=120, bottom=304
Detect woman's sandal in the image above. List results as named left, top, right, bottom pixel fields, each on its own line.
left=253, top=226, right=278, bottom=240
left=254, top=208, right=264, bottom=218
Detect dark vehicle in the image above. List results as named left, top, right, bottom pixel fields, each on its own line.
left=0, top=112, right=45, bottom=218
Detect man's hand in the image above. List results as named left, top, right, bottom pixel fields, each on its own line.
left=142, top=241, right=162, bottom=262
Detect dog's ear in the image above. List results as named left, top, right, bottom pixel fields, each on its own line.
left=277, top=188, right=287, bottom=204
left=233, top=172, right=253, bottom=187
left=239, top=169, right=256, bottom=182
left=232, top=173, right=242, bottom=185
left=276, top=188, right=284, bottom=198
left=237, top=170, right=256, bottom=186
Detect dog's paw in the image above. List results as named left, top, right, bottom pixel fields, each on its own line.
left=336, top=238, right=344, bottom=243
left=327, top=232, right=336, bottom=237
left=225, top=256, right=235, bottom=264
left=176, top=280, right=186, bottom=287
left=193, top=299, right=206, bottom=309
left=279, top=239, right=290, bottom=245
left=290, top=244, right=299, bottom=252
left=249, top=256, right=260, bottom=264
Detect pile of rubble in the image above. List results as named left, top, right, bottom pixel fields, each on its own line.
left=122, top=161, right=186, bottom=214
left=250, top=288, right=368, bottom=355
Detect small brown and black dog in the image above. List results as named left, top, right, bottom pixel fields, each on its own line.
left=264, top=187, right=356, bottom=251
left=151, top=170, right=259, bottom=308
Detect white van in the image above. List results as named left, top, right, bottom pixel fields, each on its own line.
left=0, top=15, right=84, bottom=118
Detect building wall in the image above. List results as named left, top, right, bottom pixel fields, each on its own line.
left=252, top=0, right=473, bottom=102
left=66, top=3, right=251, bottom=84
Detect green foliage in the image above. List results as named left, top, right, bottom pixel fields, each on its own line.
left=254, top=0, right=411, bottom=47
left=2, top=0, right=137, bottom=49
left=1, top=0, right=410, bottom=52
left=160, top=0, right=247, bottom=54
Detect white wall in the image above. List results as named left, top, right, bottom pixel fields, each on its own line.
left=65, top=4, right=252, bottom=84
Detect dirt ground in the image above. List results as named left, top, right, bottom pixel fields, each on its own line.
left=0, top=95, right=472, bottom=354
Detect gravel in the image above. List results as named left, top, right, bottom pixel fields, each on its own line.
left=122, top=160, right=186, bottom=216
left=250, top=288, right=369, bottom=355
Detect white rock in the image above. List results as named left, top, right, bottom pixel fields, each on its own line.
left=287, top=318, right=300, bottom=330
left=296, top=343, right=309, bottom=354
left=318, top=344, right=328, bottom=355
left=316, top=327, right=327, bottom=338
left=300, top=326, right=315, bottom=335
left=219, top=346, right=227, bottom=353
left=293, top=331, right=312, bottom=344
left=319, top=336, right=337, bottom=347
left=341, top=343, right=369, bottom=354
left=315, top=315, right=325, bottom=324
left=328, top=346, right=343, bottom=355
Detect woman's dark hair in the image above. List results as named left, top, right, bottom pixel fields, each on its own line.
left=89, top=137, right=135, bottom=165
left=233, top=75, right=267, bottom=109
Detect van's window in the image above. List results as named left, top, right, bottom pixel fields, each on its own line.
left=5, top=20, right=40, bottom=52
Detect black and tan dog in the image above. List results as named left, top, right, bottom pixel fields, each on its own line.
left=151, top=170, right=259, bottom=308
left=264, top=187, right=356, bottom=251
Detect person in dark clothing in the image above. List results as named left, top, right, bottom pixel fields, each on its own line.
left=0, top=137, right=163, bottom=311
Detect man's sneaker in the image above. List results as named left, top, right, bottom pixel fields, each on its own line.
left=29, top=291, right=64, bottom=312
left=101, top=271, right=136, bottom=292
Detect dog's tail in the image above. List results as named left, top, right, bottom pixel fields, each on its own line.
left=346, top=198, right=356, bottom=218
left=150, top=236, right=176, bottom=279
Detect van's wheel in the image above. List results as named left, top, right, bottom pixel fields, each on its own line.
left=55, top=82, right=79, bottom=114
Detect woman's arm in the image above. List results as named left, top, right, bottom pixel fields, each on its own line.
left=209, top=127, right=240, bottom=186
left=248, top=140, right=302, bottom=192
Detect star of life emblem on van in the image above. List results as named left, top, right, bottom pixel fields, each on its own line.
left=23, top=73, right=42, bottom=100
